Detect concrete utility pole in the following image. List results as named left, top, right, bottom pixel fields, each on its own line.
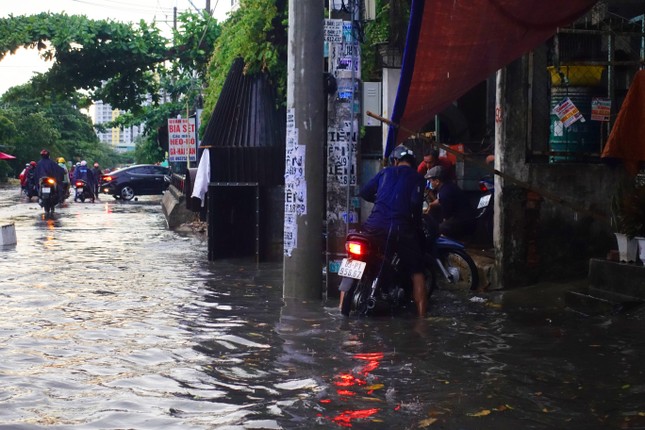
left=283, top=0, right=324, bottom=299
left=324, top=1, right=361, bottom=299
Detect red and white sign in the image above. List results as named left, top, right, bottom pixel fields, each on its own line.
left=168, top=118, right=197, bottom=162
left=591, top=97, right=611, bottom=122
left=552, top=97, right=585, bottom=128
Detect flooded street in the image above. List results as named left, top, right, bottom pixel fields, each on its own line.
left=1, top=184, right=644, bottom=429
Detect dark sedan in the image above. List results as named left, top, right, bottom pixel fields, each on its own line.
left=100, top=164, right=171, bottom=200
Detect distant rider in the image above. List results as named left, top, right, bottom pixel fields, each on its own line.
left=73, top=160, right=96, bottom=202
left=57, top=157, right=70, bottom=201
left=34, top=149, right=66, bottom=201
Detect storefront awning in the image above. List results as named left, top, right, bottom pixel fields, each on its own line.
left=386, top=0, right=597, bottom=157
left=601, top=70, right=645, bottom=176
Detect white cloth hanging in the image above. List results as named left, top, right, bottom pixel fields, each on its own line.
left=191, top=149, right=210, bottom=207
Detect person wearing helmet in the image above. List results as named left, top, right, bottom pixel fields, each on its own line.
left=35, top=149, right=66, bottom=197
left=57, top=157, right=70, bottom=200
left=73, top=160, right=95, bottom=202
left=23, top=161, right=39, bottom=200
left=340, top=143, right=428, bottom=317
left=19, top=163, right=29, bottom=190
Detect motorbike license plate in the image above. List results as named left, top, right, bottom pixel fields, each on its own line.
left=477, top=194, right=491, bottom=209
left=42, top=187, right=51, bottom=193
left=338, top=258, right=367, bottom=280
left=77, top=187, right=83, bottom=191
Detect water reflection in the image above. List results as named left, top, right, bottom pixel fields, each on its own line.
left=1, top=187, right=645, bottom=429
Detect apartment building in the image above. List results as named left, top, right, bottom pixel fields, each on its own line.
left=90, top=101, right=143, bottom=153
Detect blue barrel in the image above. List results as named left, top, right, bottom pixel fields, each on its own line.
left=549, top=86, right=602, bottom=163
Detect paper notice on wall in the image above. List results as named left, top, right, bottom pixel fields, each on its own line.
left=285, top=180, right=306, bottom=216
left=285, top=144, right=305, bottom=181
left=284, top=213, right=297, bottom=257
left=324, top=19, right=343, bottom=43
left=552, top=97, right=585, bottom=127
left=591, top=97, right=611, bottom=122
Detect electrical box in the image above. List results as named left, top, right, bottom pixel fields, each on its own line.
left=362, top=82, right=382, bottom=127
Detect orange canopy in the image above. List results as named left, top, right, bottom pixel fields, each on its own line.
left=601, top=70, right=645, bottom=176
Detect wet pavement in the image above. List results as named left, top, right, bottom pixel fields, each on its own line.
left=1, top=183, right=645, bottom=429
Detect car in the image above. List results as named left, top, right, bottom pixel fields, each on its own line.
left=100, top=164, right=171, bottom=200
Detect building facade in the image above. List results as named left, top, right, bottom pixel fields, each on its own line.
left=90, top=101, right=145, bottom=153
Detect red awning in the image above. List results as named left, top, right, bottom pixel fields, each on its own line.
left=601, top=70, right=645, bottom=176
left=386, top=0, right=597, bottom=156
left=0, top=151, right=16, bottom=160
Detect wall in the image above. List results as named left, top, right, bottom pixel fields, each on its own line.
left=498, top=55, right=625, bottom=287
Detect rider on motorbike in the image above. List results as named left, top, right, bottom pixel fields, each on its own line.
left=35, top=150, right=65, bottom=189
left=57, top=157, right=70, bottom=201
left=73, top=160, right=96, bottom=202
left=341, top=144, right=428, bottom=317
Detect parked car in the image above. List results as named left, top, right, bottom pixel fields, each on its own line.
left=100, top=164, right=171, bottom=200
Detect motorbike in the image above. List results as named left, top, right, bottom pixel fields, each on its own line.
left=74, top=179, right=95, bottom=203
left=474, top=175, right=494, bottom=247
left=338, top=230, right=479, bottom=317
left=38, top=177, right=60, bottom=219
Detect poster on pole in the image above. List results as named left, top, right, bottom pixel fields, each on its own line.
left=168, top=118, right=197, bottom=162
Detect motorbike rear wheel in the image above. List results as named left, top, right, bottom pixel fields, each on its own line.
left=434, top=249, right=479, bottom=291
left=340, top=283, right=355, bottom=317
left=341, top=278, right=372, bottom=317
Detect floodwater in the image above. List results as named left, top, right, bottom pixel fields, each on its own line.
left=1, top=184, right=644, bottom=429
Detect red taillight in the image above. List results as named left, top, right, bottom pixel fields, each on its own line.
left=75, top=181, right=83, bottom=187
left=479, top=182, right=489, bottom=192
left=46, top=178, right=56, bottom=185
left=346, top=241, right=365, bottom=257
left=102, top=176, right=112, bottom=182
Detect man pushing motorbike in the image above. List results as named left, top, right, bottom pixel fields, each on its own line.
left=340, top=143, right=428, bottom=317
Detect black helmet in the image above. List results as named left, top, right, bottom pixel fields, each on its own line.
left=40, top=149, right=50, bottom=158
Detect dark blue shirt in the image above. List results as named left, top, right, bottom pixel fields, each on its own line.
left=437, top=181, right=475, bottom=221
left=74, top=166, right=95, bottom=186
left=360, top=165, right=425, bottom=233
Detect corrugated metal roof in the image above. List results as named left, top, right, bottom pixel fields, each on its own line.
left=201, top=58, right=285, bottom=185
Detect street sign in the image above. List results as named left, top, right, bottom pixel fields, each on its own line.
left=168, top=118, right=197, bottom=162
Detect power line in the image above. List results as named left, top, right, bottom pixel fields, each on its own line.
left=68, top=0, right=190, bottom=19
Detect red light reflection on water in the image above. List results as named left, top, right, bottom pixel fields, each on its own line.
left=332, top=408, right=380, bottom=427
left=321, top=351, right=386, bottom=427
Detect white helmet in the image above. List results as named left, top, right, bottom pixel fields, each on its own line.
left=81, top=160, right=87, bottom=166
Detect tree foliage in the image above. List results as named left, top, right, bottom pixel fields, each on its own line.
left=0, top=10, right=222, bottom=167
left=0, top=13, right=168, bottom=112
left=0, top=83, right=123, bottom=177
left=202, top=0, right=287, bottom=127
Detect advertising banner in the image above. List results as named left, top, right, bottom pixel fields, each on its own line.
left=168, top=118, right=197, bottom=162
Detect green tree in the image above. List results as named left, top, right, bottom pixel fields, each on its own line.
left=202, top=0, right=287, bottom=127
left=0, top=83, right=123, bottom=175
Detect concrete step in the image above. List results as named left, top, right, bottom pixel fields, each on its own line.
left=467, top=248, right=495, bottom=291
left=588, top=258, right=645, bottom=299
left=565, top=287, right=644, bottom=316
